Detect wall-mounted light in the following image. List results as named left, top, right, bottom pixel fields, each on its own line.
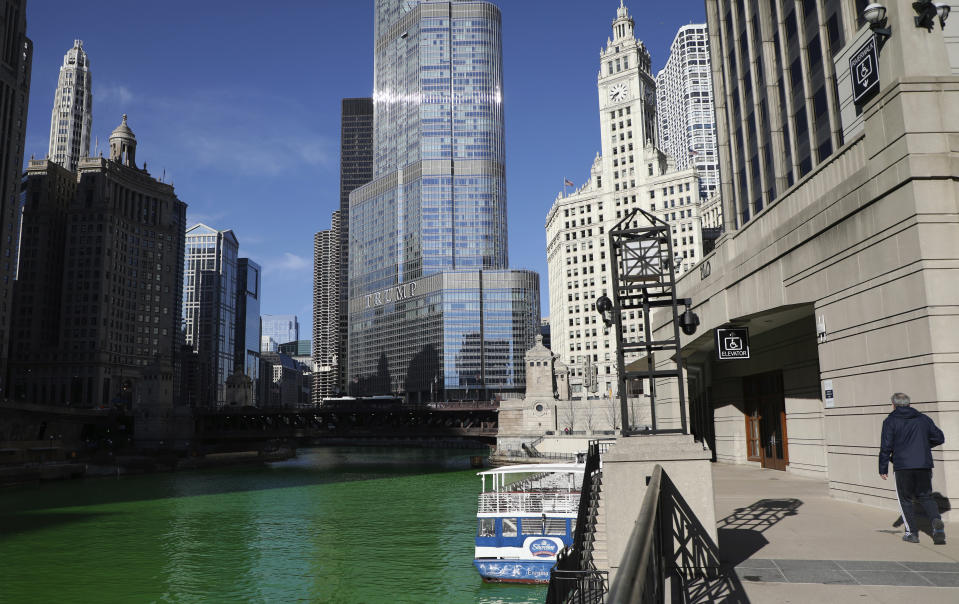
left=595, top=294, right=614, bottom=328
left=913, top=0, right=951, bottom=31
left=864, top=3, right=892, bottom=41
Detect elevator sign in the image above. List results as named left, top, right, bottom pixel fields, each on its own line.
left=715, top=327, right=750, bottom=360
left=850, top=35, right=880, bottom=105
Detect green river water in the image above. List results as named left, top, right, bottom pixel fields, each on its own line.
left=0, top=447, right=546, bottom=604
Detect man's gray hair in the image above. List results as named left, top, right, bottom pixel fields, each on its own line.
left=891, top=392, right=911, bottom=406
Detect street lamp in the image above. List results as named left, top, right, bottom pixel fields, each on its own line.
left=913, top=0, right=951, bottom=31
left=863, top=4, right=892, bottom=41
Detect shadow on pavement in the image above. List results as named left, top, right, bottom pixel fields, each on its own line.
left=892, top=491, right=951, bottom=536
left=717, top=498, right=803, bottom=566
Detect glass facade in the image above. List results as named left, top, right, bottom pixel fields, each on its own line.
left=183, top=225, right=238, bottom=406
left=235, top=258, right=261, bottom=403
left=348, top=1, right=538, bottom=400
left=710, top=0, right=847, bottom=229
left=261, top=314, right=299, bottom=348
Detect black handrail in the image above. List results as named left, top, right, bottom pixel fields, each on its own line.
left=546, top=439, right=612, bottom=604
left=605, top=464, right=747, bottom=604
left=607, top=465, right=664, bottom=603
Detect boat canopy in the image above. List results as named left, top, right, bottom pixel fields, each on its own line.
left=476, top=463, right=585, bottom=477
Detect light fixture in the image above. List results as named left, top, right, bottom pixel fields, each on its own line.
left=863, top=3, right=887, bottom=26
left=863, top=3, right=892, bottom=41
left=595, top=294, right=614, bottom=328
left=914, top=0, right=940, bottom=31
left=935, top=2, right=951, bottom=27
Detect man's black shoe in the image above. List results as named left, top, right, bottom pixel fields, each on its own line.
left=903, top=533, right=920, bottom=543
left=932, top=519, right=946, bottom=545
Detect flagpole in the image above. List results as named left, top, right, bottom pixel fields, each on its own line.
left=563, top=177, right=568, bottom=197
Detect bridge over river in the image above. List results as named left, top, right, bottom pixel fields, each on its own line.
left=191, top=399, right=499, bottom=446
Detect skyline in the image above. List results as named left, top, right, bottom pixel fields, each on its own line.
left=22, top=1, right=708, bottom=335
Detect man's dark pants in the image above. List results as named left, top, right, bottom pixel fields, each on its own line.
left=894, top=469, right=941, bottom=534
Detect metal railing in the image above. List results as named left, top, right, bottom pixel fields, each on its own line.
left=477, top=491, right=580, bottom=514
left=606, top=465, right=746, bottom=604
left=546, top=439, right=612, bottom=604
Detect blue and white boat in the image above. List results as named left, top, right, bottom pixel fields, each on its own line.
left=473, top=463, right=585, bottom=584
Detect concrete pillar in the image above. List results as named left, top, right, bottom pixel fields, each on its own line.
left=602, top=434, right=715, bottom=586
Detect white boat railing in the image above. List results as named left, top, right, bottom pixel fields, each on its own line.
left=478, top=490, right=580, bottom=514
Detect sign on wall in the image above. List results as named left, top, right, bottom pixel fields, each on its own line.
left=850, top=35, right=880, bottom=105
left=715, top=327, right=750, bottom=360
left=823, top=379, right=835, bottom=409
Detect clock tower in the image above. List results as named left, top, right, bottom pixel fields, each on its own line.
left=597, top=1, right=667, bottom=196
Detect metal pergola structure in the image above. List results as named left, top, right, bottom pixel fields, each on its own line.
left=603, top=207, right=689, bottom=436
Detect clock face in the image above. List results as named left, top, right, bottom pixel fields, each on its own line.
left=608, top=83, right=629, bottom=103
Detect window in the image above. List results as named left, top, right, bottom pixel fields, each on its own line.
left=479, top=518, right=495, bottom=537
left=503, top=518, right=518, bottom=537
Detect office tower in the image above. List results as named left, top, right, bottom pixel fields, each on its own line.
left=0, top=0, right=31, bottom=399
left=183, top=224, right=238, bottom=407
left=348, top=0, right=539, bottom=401
left=544, top=1, right=701, bottom=397
left=235, top=258, right=261, bottom=404
left=313, top=211, right=340, bottom=402
left=48, top=40, right=92, bottom=173
left=337, top=99, right=374, bottom=393
left=261, top=314, right=298, bottom=349
left=10, top=116, right=187, bottom=407
left=656, top=24, right=719, bottom=203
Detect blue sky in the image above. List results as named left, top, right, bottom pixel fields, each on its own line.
left=24, top=0, right=706, bottom=335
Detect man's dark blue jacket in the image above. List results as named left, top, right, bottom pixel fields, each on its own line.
left=879, top=406, right=945, bottom=475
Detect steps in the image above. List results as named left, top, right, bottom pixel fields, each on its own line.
left=583, top=470, right=609, bottom=571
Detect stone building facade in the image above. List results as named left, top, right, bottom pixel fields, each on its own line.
left=10, top=116, right=187, bottom=408
left=646, top=1, right=959, bottom=516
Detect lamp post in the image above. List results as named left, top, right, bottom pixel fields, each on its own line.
left=595, top=207, right=700, bottom=437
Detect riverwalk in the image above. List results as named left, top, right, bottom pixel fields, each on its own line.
left=713, top=463, right=959, bottom=603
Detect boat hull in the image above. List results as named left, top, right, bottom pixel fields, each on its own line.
left=473, top=559, right=555, bottom=584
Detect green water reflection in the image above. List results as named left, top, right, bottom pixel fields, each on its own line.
left=0, top=448, right=545, bottom=603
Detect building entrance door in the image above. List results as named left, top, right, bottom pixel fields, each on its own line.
left=743, top=371, right=788, bottom=471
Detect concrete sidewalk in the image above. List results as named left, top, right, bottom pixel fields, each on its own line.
left=712, top=463, right=959, bottom=603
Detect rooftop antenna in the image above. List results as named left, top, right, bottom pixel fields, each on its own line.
left=94, top=136, right=99, bottom=157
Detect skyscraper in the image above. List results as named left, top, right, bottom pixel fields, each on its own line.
left=313, top=211, right=340, bottom=402
left=0, top=0, right=32, bottom=399
left=348, top=0, right=539, bottom=401
left=235, top=258, right=261, bottom=404
left=183, top=224, right=238, bottom=406
left=48, top=40, right=92, bottom=173
left=656, top=24, right=719, bottom=203
left=544, top=1, right=702, bottom=397
left=261, top=314, right=298, bottom=349
left=335, top=98, right=374, bottom=395
left=11, top=116, right=187, bottom=407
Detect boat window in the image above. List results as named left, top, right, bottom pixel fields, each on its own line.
left=503, top=518, right=518, bottom=538
left=521, top=518, right=567, bottom=535
left=479, top=518, right=495, bottom=537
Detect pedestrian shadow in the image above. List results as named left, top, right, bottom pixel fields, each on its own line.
left=717, top=498, right=803, bottom=566
left=891, top=491, right=951, bottom=536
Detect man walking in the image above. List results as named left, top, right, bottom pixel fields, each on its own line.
left=879, top=393, right=946, bottom=544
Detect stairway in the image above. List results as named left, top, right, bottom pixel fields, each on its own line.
left=583, top=469, right=609, bottom=571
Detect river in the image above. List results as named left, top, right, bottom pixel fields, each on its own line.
left=0, top=447, right=546, bottom=604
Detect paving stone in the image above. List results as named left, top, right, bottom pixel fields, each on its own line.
left=772, top=559, right=841, bottom=572
left=899, top=561, right=959, bottom=572
left=777, top=569, right=857, bottom=585
left=735, top=558, right=777, bottom=569
left=919, top=572, right=959, bottom=587
left=735, top=568, right=786, bottom=583
left=833, top=560, right=910, bottom=572
left=846, top=570, right=934, bottom=586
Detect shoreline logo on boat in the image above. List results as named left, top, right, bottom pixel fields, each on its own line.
left=529, top=539, right=559, bottom=557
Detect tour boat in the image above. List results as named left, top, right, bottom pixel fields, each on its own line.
left=473, top=463, right=584, bottom=584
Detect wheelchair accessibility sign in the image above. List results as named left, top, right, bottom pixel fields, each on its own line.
left=715, top=327, right=750, bottom=360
